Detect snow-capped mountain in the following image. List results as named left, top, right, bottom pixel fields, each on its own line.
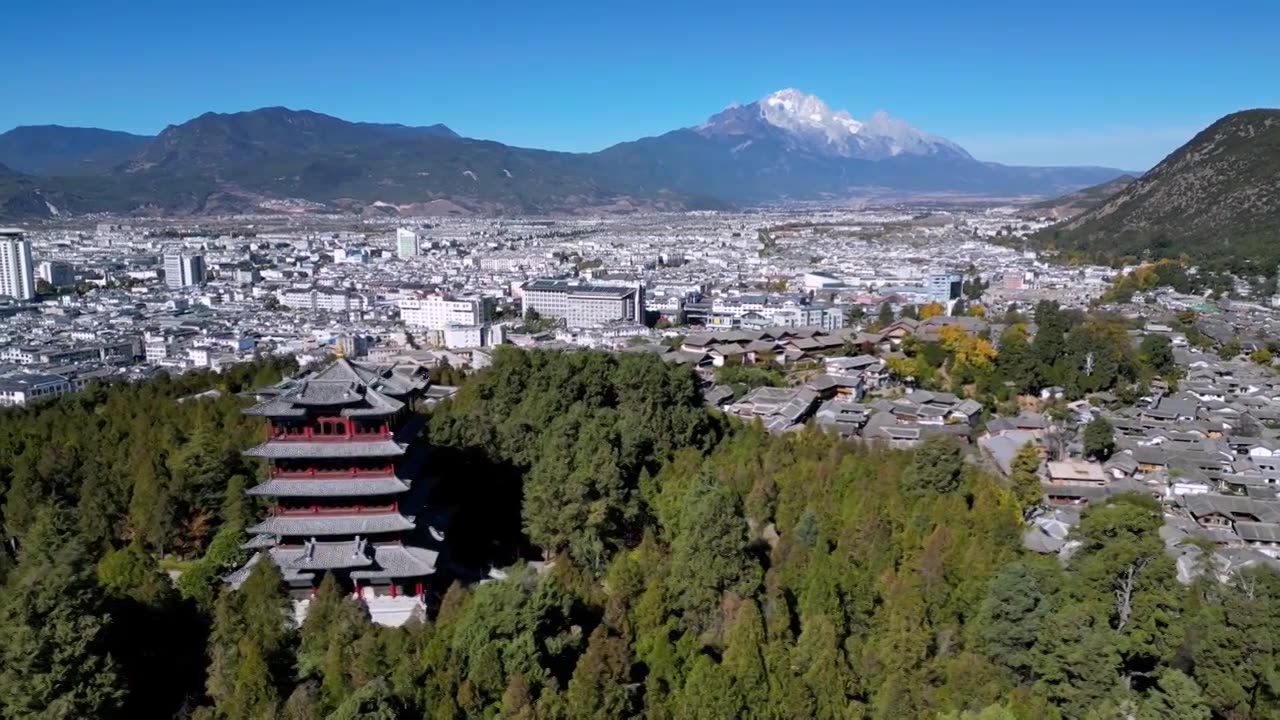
left=697, top=88, right=972, bottom=161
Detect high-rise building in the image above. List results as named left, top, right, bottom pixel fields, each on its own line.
left=0, top=229, right=36, bottom=301
left=926, top=269, right=963, bottom=302
left=228, top=358, right=443, bottom=626
left=164, top=252, right=206, bottom=288
left=37, top=260, right=74, bottom=289
left=396, top=228, right=419, bottom=260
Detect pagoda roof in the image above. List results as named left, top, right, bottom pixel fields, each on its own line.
left=282, top=538, right=376, bottom=571
left=241, top=534, right=277, bottom=550
left=243, top=438, right=408, bottom=460
left=247, top=512, right=416, bottom=537
left=351, top=545, right=439, bottom=580
left=224, top=543, right=439, bottom=587
left=248, top=476, right=412, bottom=497
left=244, top=358, right=433, bottom=418
left=223, top=552, right=312, bottom=587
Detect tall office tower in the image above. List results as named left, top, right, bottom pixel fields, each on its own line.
left=926, top=269, right=963, bottom=302
left=38, top=260, right=74, bottom=288
left=396, top=228, right=419, bottom=260
left=0, top=229, right=36, bottom=301
left=164, top=252, right=207, bottom=288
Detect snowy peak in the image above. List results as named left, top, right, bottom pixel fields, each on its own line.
left=697, top=88, right=971, bottom=161
left=760, top=88, right=863, bottom=137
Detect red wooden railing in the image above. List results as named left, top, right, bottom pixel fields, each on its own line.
left=269, top=465, right=396, bottom=479
left=267, top=424, right=392, bottom=442
left=273, top=502, right=398, bottom=516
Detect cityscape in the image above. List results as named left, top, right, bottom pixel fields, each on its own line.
left=2, top=2, right=1279, bottom=718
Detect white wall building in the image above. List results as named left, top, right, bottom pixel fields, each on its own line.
left=0, top=373, right=72, bottom=407
left=396, top=228, right=419, bottom=260
left=399, top=294, right=490, bottom=330
left=0, top=229, right=36, bottom=301
left=521, top=279, right=644, bottom=328
left=164, top=252, right=206, bottom=289
left=442, top=324, right=505, bottom=349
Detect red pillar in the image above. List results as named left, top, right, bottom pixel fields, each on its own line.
left=390, top=583, right=397, bottom=598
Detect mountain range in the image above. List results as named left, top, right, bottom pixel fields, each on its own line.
left=0, top=89, right=1134, bottom=219
left=1041, top=108, right=1280, bottom=272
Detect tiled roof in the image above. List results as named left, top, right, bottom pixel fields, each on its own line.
left=247, top=512, right=416, bottom=536
left=243, top=438, right=407, bottom=459
left=247, top=476, right=412, bottom=497
left=282, top=538, right=375, bottom=570
left=224, top=543, right=438, bottom=587
left=1235, top=521, right=1280, bottom=543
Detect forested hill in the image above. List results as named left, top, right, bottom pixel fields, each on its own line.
left=1040, top=109, right=1280, bottom=272
left=0, top=349, right=1278, bottom=719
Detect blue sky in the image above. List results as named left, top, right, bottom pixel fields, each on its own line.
left=2, top=0, right=1276, bottom=170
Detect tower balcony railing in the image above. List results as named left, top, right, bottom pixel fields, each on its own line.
left=267, top=424, right=392, bottom=442
left=269, top=465, right=397, bottom=479
left=273, top=502, right=398, bottom=516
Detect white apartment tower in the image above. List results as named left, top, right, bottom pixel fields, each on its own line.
left=396, top=228, right=420, bottom=260
left=164, top=252, right=207, bottom=289
left=0, top=229, right=36, bottom=301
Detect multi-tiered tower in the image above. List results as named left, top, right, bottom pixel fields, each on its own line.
left=227, top=357, right=442, bottom=619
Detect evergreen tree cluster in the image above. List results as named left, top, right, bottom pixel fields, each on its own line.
left=0, top=350, right=1278, bottom=718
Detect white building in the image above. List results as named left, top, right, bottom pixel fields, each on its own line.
left=926, top=269, right=963, bottom=302
left=334, top=247, right=370, bottom=264
left=37, top=260, right=74, bottom=288
left=396, top=228, right=419, bottom=260
left=442, top=324, right=504, bottom=349
left=0, top=229, right=36, bottom=301
left=164, top=252, right=206, bottom=289
left=0, top=373, right=72, bottom=407
left=521, top=279, right=644, bottom=328
left=399, top=294, right=490, bottom=330
left=280, top=287, right=369, bottom=313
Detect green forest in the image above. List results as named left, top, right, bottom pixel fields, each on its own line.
left=0, top=349, right=1277, bottom=719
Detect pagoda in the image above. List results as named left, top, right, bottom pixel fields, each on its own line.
left=227, top=356, right=447, bottom=621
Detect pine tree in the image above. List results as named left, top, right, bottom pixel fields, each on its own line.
left=908, top=434, right=965, bottom=495
left=96, top=541, right=172, bottom=606
left=1083, top=417, right=1115, bottom=461
left=296, top=573, right=371, bottom=713
left=327, top=677, right=402, bottom=720
left=974, top=561, right=1055, bottom=682
left=207, top=559, right=296, bottom=720
left=876, top=302, right=895, bottom=329
left=668, top=480, right=761, bottom=635
left=720, top=600, right=769, bottom=717
left=1008, top=443, right=1043, bottom=519
left=1137, top=669, right=1210, bottom=720
left=500, top=673, right=536, bottom=720
left=127, top=451, right=173, bottom=554
left=0, top=508, right=125, bottom=719
left=565, top=626, right=632, bottom=719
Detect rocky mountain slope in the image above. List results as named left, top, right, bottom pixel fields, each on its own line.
left=1018, top=174, right=1137, bottom=220
left=1043, top=109, right=1280, bottom=270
